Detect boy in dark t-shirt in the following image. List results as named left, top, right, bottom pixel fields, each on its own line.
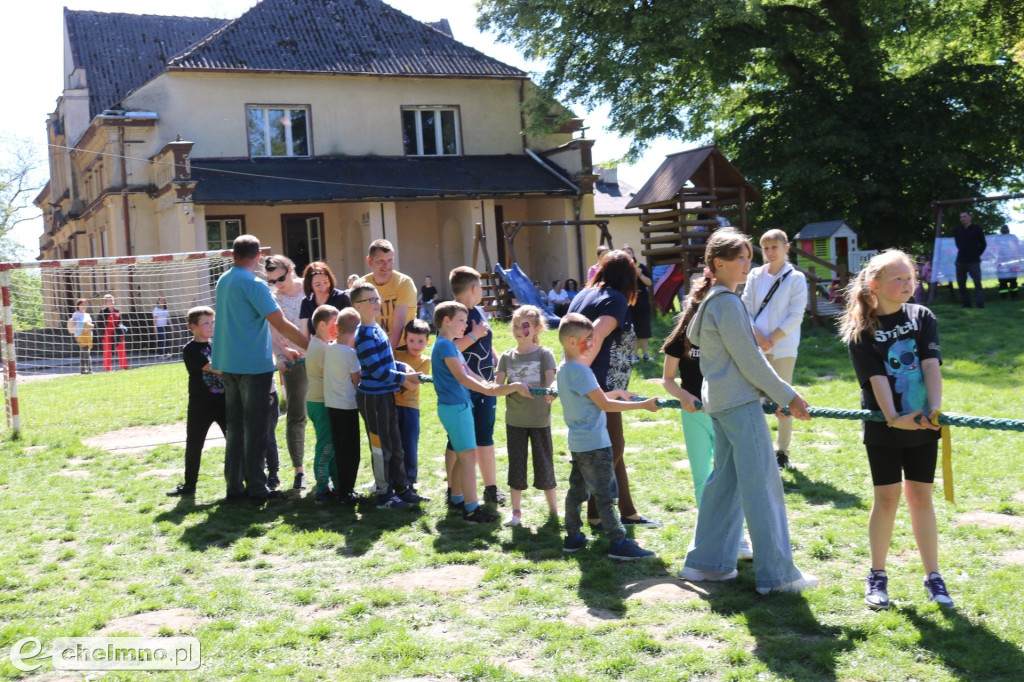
left=168, top=307, right=226, bottom=497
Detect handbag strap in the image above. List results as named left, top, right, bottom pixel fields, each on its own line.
left=754, top=269, right=792, bottom=320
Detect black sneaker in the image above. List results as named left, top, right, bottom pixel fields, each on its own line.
left=337, top=492, right=361, bottom=507
left=292, top=472, right=306, bottom=490
left=463, top=506, right=499, bottom=523
left=776, top=450, right=790, bottom=470
left=865, top=570, right=890, bottom=610
left=483, top=485, right=507, bottom=505
left=266, top=490, right=288, bottom=501
left=268, top=475, right=281, bottom=491
left=923, top=572, right=954, bottom=607
left=223, top=492, right=246, bottom=504
left=166, top=483, right=195, bottom=497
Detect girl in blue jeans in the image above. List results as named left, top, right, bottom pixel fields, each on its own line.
left=679, top=228, right=817, bottom=594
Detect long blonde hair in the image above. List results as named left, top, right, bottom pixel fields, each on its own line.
left=839, top=249, right=917, bottom=344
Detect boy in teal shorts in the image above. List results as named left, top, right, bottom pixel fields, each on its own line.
left=431, top=301, right=530, bottom=523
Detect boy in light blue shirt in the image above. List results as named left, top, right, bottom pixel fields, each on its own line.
left=557, top=313, right=661, bottom=560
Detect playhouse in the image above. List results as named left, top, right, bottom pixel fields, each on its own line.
left=793, top=220, right=873, bottom=274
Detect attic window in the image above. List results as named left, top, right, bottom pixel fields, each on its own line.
left=402, top=106, right=461, bottom=156
left=247, top=105, right=310, bottom=157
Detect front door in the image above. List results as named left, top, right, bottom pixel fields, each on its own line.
left=282, top=214, right=324, bottom=275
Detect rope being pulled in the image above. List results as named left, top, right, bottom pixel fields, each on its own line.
left=417, top=376, right=1024, bottom=432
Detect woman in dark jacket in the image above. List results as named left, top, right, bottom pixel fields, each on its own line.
left=298, top=262, right=351, bottom=338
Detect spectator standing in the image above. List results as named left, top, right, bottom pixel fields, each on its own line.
left=211, top=235, right=307, bottom=509
left=357, top=239, right=418, bottom=349
left=996, top=225, right=1020, bottom=300
left=298, top=262, right=351, bottom=337
left=624, top=245, right=654, bottom=362
left=99, top=294, right=129, bottom=371
left=419, top=275, right=439, bottom=324
left=264, top=254, right=309, bottom=490
left=67, top=298, right=94, bottom=374
left=954, top=210, right=987, bottom=308
left=152, top=297, right=170, bottom=357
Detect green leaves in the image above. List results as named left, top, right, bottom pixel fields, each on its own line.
left=480, top=0, right=1024, bottom=249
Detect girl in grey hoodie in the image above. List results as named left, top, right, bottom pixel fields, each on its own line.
left=678, top=228, right=818, bottom=595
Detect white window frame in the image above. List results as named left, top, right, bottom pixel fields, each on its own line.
left=247, top=105, right=311, bottom=158
left=205, top=218, right=244, bottom=251
left=402, top=106, right=462, bottom=156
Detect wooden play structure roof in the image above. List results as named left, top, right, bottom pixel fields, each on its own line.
left=626, top=145, right=762, bottom=268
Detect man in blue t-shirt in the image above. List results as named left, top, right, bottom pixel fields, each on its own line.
left=213, top=235, right=308, bottom=508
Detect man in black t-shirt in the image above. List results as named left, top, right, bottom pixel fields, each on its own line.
left=954, top=211, right=987, bottom=308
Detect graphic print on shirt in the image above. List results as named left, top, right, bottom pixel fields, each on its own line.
left=887, top=338, right=924, bottom=414
left=201, top=345, right=225, bottom=394
left=606, top=325, right=637, bottom=391
left=506, top=359, right=542, bottom=386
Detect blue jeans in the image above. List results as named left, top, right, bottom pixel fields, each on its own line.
left=222, top=371, right=274, bottom=498
left=564, top=446, right=626, bottom=544
left=396, top=405, right=420, bottom=484
left=956, top=261, right=984, bottom=306
left=684, top=401, right=802, bottom=590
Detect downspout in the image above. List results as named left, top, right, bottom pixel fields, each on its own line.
left=119, top=125, right=132, bottom=256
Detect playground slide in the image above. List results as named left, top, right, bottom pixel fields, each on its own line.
left=652, top=263, right=687, bottom=314
left=493, top=263, right=561, bottom=326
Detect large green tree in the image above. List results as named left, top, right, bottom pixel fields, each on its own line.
left=479, top=0, right=1024, bottom=249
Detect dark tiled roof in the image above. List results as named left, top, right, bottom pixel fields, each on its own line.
left=593, top=179, right=641, bottom=216
left=169, top=0, right=524, bottom=78
left=626, top=145, right=763, bottom=208
left=64, top=9, right=229, bottom=118
left=190, top=155, right=578, bottom=203
left=794, top=220, right=854, bottom=240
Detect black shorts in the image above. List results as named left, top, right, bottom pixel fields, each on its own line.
left=866, top=441, right=938, bottom=486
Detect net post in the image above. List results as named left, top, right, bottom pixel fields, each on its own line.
left=0, top=268, right=21, bottom=438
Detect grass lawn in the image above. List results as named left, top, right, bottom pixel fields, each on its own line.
left=2, top=287, right=1024, bottom=680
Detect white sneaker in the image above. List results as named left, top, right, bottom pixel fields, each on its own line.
left=756, top=571, right=819, bottom=595
left=503, top=514, right=522, bottom=527
left=737, top=537, right=753, bottom=561
left=678, top=567, right=739, bottom=582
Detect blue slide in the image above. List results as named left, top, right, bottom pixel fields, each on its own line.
left=493, top=263, right=561, bottom=326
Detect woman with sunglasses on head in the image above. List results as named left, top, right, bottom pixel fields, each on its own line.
left=264, top=254, right=311, bottom=490
left=566, top=249, right=660, bottom=530
left=298, top=262, right=352, bottom=338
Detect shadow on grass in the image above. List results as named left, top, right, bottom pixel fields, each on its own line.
left=901, top=606, right=1024, bottom=678
left=154, top=491, right=421, bottom=556
left=700, top=578, right=864, bottom=681
left=784, top=467, right=866, bottom=510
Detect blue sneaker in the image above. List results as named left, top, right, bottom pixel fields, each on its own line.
left=376, top=493, right=411, bottom=510
left=608, top=538, right=655, bottom=561
left=563, top=532, right=590, bottom=553
left=865, top=570, right=890, bottom=610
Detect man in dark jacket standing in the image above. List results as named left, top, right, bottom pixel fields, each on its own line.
left=955, top=210, right=987, bottom=308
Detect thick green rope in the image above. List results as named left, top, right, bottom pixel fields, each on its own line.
left=416, top=375, right=1024, bottom=432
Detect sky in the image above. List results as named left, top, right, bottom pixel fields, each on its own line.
left=0, top=0, right=683, bottom=259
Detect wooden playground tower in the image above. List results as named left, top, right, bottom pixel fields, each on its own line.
left=626, top=145, right=762, bottom=276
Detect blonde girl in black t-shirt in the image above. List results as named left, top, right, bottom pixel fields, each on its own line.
left=840, top=249, right=952, bottom=610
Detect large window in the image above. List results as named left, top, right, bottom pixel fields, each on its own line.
left=402, top=107, right=461, bottom=156
left=206, top=218, right=243, bottom=251
left=247, top=106, right=310, bottom=157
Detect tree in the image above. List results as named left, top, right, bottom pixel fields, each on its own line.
left=479, top=0, right=1024, bottom=249
left=0, top=143, right=41, bottom=261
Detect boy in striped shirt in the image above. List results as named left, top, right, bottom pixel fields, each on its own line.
left=350, top=282, right=422, bottom=509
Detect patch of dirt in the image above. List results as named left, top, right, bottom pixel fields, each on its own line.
left=495, top=655, right=539, bottom=677
left=623, top=578, right=706, bottom=603
left=673, top=459, right=691, bottom=470
left=381, top=564, right=485, bottom=592
left=82, top=422, right=223, bottom=453
left=56, top=469, right=90, bottom=478
left=296, top=604, right=345, bottom=621
left=1012, top=490, right=1024, bottom=505
left=1001, top=549, right=1024, bottom=565
left=956, top=511, right=1024, bottom=531
left=24, top=445, right=47, bottom=454
left=99, top=608, right=206, bottom=636
left=66, top=457, right=90, bottom=466
left=563, top=606, right=621, bottom=626
left=677, top=634, right=729, bottom=651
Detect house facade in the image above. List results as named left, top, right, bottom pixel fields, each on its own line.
left=36, top=0, right=597, bottom=319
